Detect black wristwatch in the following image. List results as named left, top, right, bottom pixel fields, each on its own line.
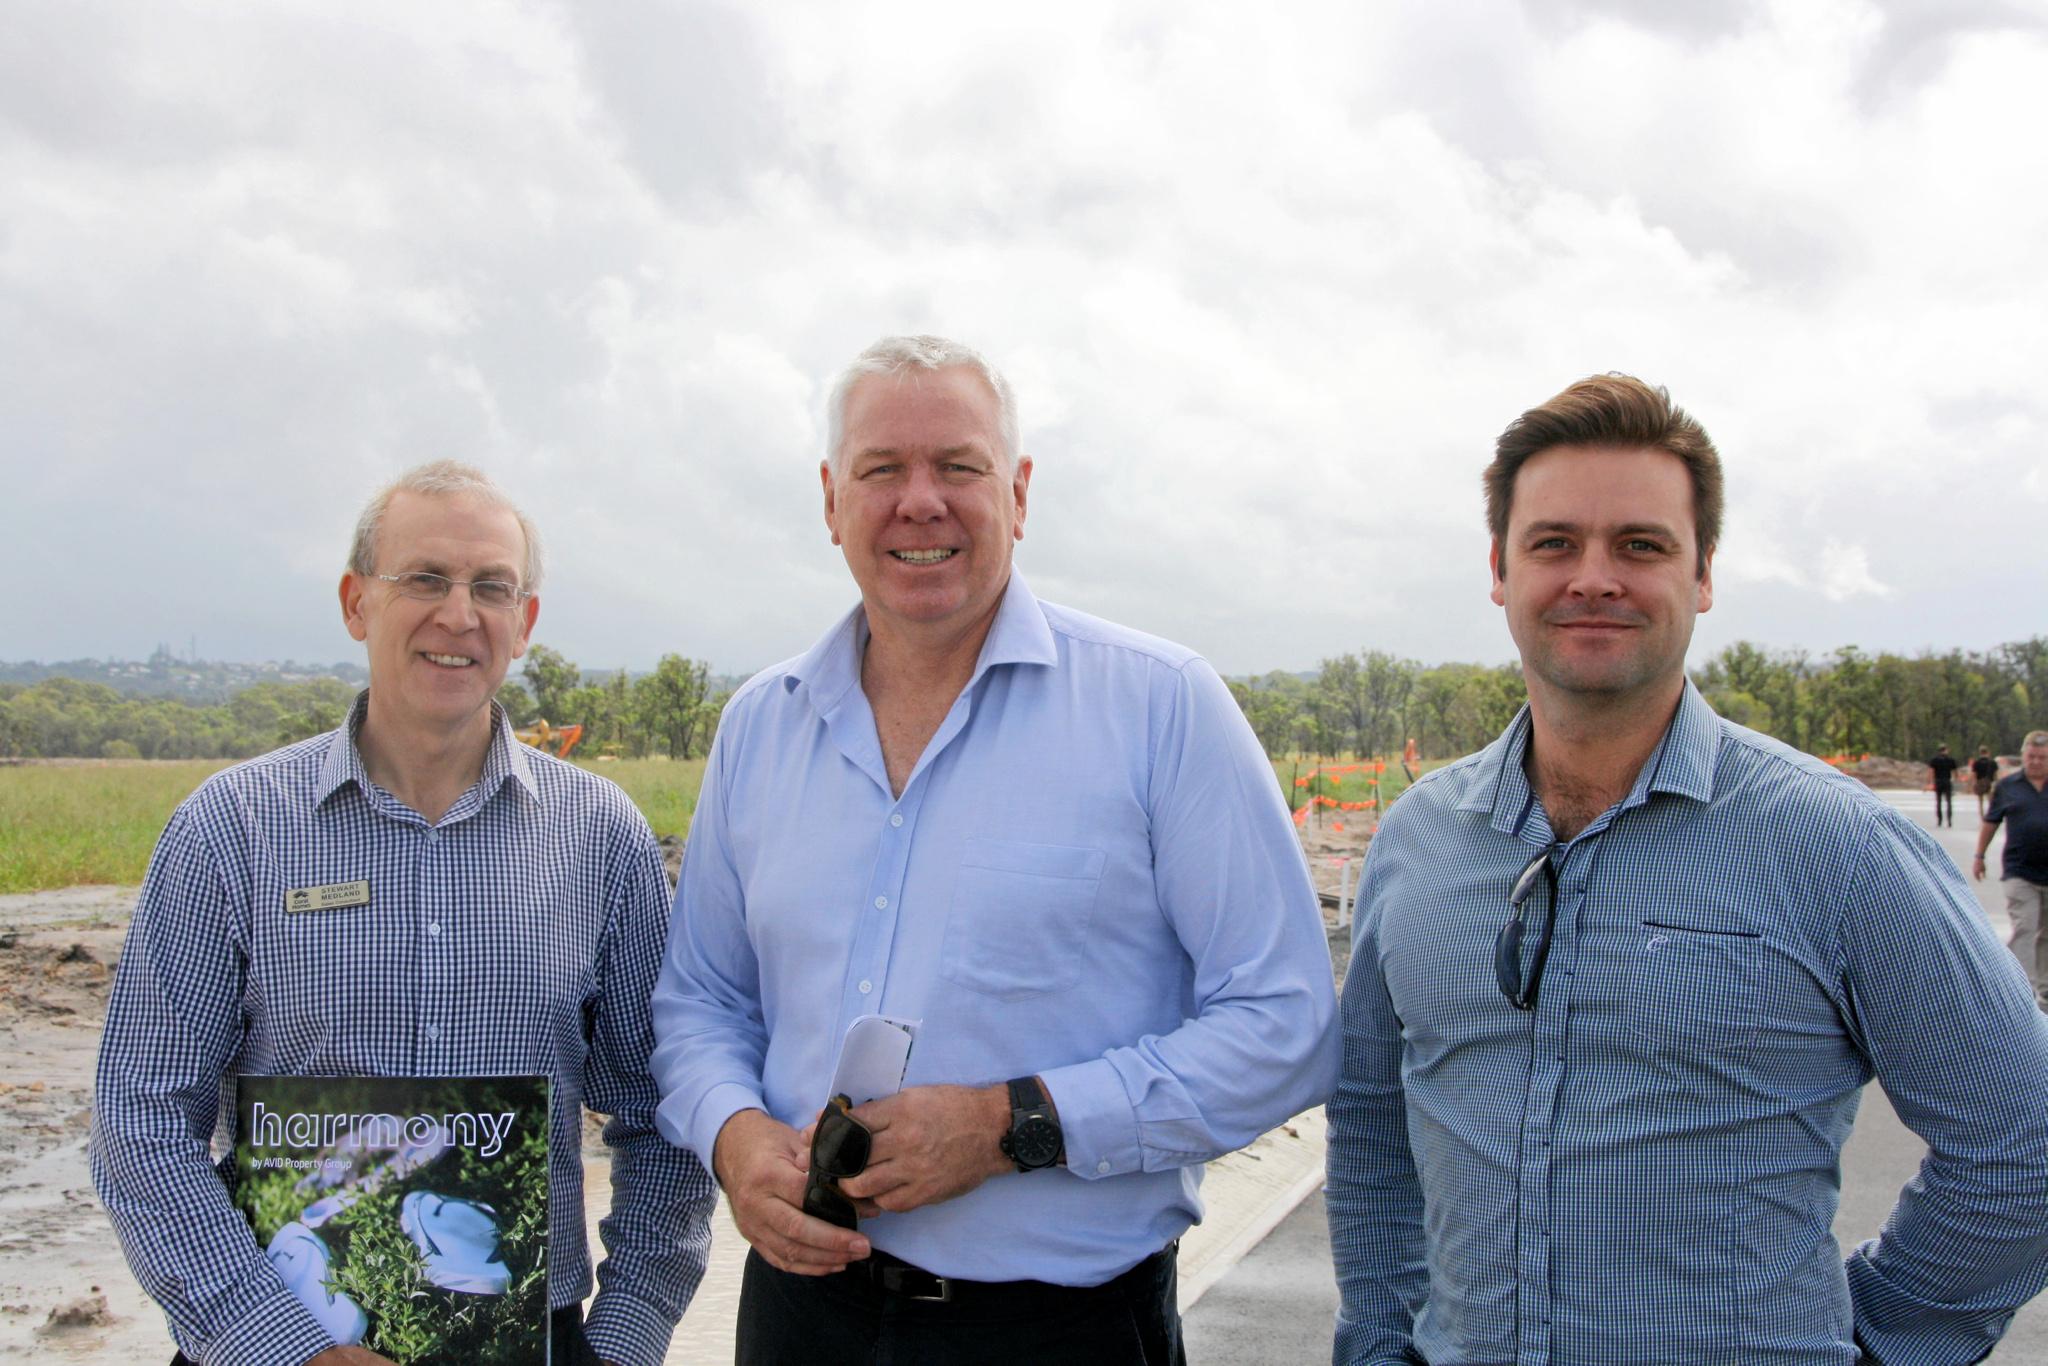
left=999, top=1076, right=1063, bottom=1172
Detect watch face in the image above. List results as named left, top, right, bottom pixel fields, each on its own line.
left=1010, top=1115, right=1061, bottom=1168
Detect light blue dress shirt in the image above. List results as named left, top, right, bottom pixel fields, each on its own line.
left=1328, top=683, right=2048, bottom=1366
left=652, top=572, right=1339, bottom=1285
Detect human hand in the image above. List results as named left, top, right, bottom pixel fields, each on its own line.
left=1973, top=854, right=1987, bottom=882
left=713, top=1108, right=870, bottom=1275
left=306, top=1348, right=397, bottom=1365
left=837, top=1083, right=1012, bottom=1216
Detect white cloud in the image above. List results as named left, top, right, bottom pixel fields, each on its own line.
left=4, top=0, right=2044, bottom=674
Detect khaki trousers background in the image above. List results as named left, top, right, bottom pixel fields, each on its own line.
left=2007, top=878, right=2048, bottom=1001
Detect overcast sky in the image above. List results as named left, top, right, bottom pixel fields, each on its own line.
left=4, top=0, right=2045, bottom=678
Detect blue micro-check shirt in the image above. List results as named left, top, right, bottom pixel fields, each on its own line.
left=1328, top=684, right=2048, bottom=1366
left=651, top=572, right=1340, bottom=1284
left=90, top=697, right=714, bottom=1366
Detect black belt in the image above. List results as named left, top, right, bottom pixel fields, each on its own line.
left=854, top=1242, right=1175, bottom=1308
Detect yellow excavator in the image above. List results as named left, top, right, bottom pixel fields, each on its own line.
left=513, top=719, right=585, bottom=759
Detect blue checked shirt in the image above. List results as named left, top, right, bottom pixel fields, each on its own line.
left=90, top=696, right=714, bottom=1366
left=1328, top=683, right=2048, bottom=1366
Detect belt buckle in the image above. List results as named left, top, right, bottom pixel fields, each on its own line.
left=878, top=1262, right=954, bottom=1303
left=906, top=1274, right=952, bottom=1304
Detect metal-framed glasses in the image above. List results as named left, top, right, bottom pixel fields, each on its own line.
left=375, top=572, right=530, bottom=611
left=1495, top=849, right=1558, bottom=1011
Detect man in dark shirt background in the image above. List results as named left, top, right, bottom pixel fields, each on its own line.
left=1928, top=744, right=1959, bottom=826
left=1976, top=731, right=2048, bottom=1008
left=1973, top=745, right=2001, bottom=819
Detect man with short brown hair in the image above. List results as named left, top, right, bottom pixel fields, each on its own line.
left=1329, top=375, right=2048, bottom=1365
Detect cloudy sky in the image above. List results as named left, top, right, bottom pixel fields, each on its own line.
left=5, top=0, right=2044, bottom=678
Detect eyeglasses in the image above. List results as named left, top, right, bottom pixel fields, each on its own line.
left=801, top=1093, right=871, bottom=1231
left=1495, top=849, right=1558, bottom=1011
left=375, top=572, right=530, bottom=611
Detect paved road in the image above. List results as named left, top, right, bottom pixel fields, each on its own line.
left=1189, top=788, right=2048, bottom=1363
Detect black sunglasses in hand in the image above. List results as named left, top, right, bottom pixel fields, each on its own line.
left=801, top=1093, right=872, bottom=1230
left=1495, top=849, right=1559, bottom=1011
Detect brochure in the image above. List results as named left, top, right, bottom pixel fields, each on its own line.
left=233, top=1074, right=550, bottom=1365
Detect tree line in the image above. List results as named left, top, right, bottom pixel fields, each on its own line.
left=1237, top=636, right=2048, bottom=762
left=4, top=637, right=2042, bottom=765
left=0, top=646, right=727, bottom=762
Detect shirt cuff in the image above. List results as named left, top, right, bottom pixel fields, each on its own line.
left=583, top=1289, right=681, bottom=1366
left=203, top=1286, right=336, bottom=1366
left=665, top=1080, right=767, bottom=1175
left=1040, top=1057, right=1142, bottom=1179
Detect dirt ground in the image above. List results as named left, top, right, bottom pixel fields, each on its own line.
left=0, top=815, right=1357, bottom=1362
left=0, top=886, right=153, bottom=1362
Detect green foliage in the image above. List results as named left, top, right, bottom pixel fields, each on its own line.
left=0, top=677, right=355, bottom=760
left=519, top=645, right=580, bottom=726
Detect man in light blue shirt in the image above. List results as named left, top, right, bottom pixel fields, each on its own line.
left=1327, top=376, right=2048, bottom=1364
left=651, top=334, right=1339, bottom=1362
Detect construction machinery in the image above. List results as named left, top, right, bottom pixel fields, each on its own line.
left=513, top=719, right=584, bottom=759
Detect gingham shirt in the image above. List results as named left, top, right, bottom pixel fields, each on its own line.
left=1328, top=683, right=2048, bottom=1365
left=90, top=696, right=713, bottom=1366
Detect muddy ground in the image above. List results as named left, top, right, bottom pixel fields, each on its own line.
left=0, top=812, right=1368, bottom=1361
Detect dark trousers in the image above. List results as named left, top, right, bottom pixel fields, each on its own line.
left=736, top=1243, right=1186, bottom=1366
left=1935, top=783, right=1954, bottom=825
left=171, top=1302, right=597, bottom=1365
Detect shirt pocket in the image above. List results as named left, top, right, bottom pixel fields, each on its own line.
left=940, top=838, right=1107, bottom=1002
left=1626, top=917, right=1764, bottom=1053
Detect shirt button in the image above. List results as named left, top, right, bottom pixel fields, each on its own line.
left=874, top=895, right=888, bottom=909
left=428, top=923, right=442, bottom=937
left=424, top=1024, right=441, bottom=1041
left=424, top=830, right=439, bottom=844
left=859, top=980, right=872, bottom=994
left=1096, top=1160, right=1110, bottom=1174
left=890, top=814, right=904, bottom=827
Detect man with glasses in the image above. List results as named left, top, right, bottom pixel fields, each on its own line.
left=1326, top=376, right=2048, bottom=1365
left=651, top=335, right=1338, bottom=1363
left=91, top=462, right=713, bottom=1366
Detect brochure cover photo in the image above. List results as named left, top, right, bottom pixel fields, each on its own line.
left=233, top=1074, right=550, bottom=1365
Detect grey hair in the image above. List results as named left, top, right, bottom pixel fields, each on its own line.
left=824, top=334, right=1020, bottom=474
left=348, top=460, right=544, bottom=591
left=2025, top=730, right=2048, bottom=750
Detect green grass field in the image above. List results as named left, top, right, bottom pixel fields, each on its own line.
left=0, top=755, right=712, bottom=895
left=0, top=750, right=1414, bottom=896
left=0, top=760, right=236, bottom=894
left=580, top=756, right=708, bottom=840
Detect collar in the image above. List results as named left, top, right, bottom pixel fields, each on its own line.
left=317, top=692, right=535, bottom=810
left=782, top=569, right=1061, bottom=711
left=1457, top=678, right=1722, bottom=835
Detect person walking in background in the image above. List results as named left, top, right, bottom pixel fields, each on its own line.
left=1976, top=731, right=2048, bottom=1009
left=1928, top=743, right=1959, bottom=826
left=1973, top=744, right=2001, bottom=819
left=1326, top=374, right=2048, bottom=1365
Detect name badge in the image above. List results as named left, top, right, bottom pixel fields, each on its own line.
left=285, top=881, right=372, bottom=913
